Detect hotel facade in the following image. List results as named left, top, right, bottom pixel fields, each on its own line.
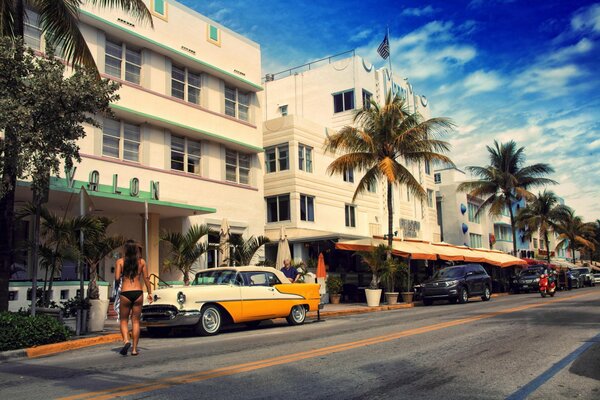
left=9, top=0, right=265, bottom=310
left=261, top=52, right=440, bottom=270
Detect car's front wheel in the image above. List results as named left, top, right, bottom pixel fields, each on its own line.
left=195, top=305, right=222, bottom=336
left=458, top=287, right=469, bottom=304
left=481, top=285, right=491, bottom=301
left=286, top=305, right=306, bottom=325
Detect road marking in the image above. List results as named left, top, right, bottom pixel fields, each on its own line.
left=505, top=331, right=600, bottom=400
left=59, top=292, right=596, bottom=400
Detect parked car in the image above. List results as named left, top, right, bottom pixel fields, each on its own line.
left=572, top=267, right=595, bottom=287
left=593, top=273, right=600, bottom=285
left=568, top=269, right=585, bottom=289
left=512, top=266, right=545, bottom=293
left=421, top=264, right=492, bottom=306
left=141, top=266, right=321, bottom=336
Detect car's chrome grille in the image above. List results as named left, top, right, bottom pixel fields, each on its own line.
left=142, top=305, right=178, bottom=321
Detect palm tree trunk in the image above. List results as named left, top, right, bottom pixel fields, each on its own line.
left=88, top=262, right=99, bottom=299
left=30, top=198, right=41, bottom=314
left=545, top=232, right=551, bottom=264
left=386, top=181, right=393, bottom=260
left=508, top=201, right=517, bottom=255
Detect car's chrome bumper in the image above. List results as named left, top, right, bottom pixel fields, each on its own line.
left=141, top=305, right=200, bottom=327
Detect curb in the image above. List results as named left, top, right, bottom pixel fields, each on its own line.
left=309, top=303, right=414, bottom=319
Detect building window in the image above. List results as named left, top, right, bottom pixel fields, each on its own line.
left=298, top=144, right=313, bottom=172
left=225, top=86, right=250, bottom=121
left=427, top=189, right=434, bottom=208
left=8, top=291, right=18, bottom=301
left=300, top=195, right=314, bottom=222
left=468, top=203, right=481, bottom=223
left=367, top=180, right=377, bottom=193
left=24, top=9, right=42, bottom=50
left=343, top=168, right=354, bottom=183
left=501, top=206, right=510, bottom=217
left=362, top=89, right=372, bottom=109
left=102, top=119, right=140, bottom=162
left=60, top=290, right=69, bottom=300
left=225, top=149, right=250, bottom=184
left=171, top=135, right=201, bottom=175
left=265, top=143, right=289, bottom=173
left=171, top=65, right=201, bottom=105
left=105, top=39, right=141, bottom=84
left=207, top=24, right=221, bottom=46
left=266, top=194, right=290, bottom=222
left=333, top=89, right=354, bottom=113
left=151, top=0, right=168, bottom=20
left=434, top=173, right=441, bottom=184
left=425, top=160, right=431, bottom=175
left=469, top=233, right=482, bottom=248
left=494, top=225, right=513, bottom=242
left=533, top=238, right=538, bottom=249
left=345, top=204, right=356, bottom=227
left=279, top=105, right=288, bottom=116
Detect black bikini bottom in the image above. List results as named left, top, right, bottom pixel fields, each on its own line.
left=120, top=290, right=143, bottom=303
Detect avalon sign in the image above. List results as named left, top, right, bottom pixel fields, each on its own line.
left=65, top=167, right=160, bottom=200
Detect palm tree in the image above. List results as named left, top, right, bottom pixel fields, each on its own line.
left=81, top=217, right=125, bottom=300
left=160, top=224, right=213, bottom=285
left=225, top=235, right=270, bottom=266
left=554, top=208, right=595, bottom=263
left=457, top=140, right=556, bottom=255
left=1, top=0, right=152, bottom=69
left=515, top=190, right=567, bottom=264
left=326, top=93, right=455, bottom=256
left=356, top=244, right=388, bottom=289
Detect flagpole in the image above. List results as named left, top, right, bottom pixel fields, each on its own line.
left=387, top=26, right=394, bottom=97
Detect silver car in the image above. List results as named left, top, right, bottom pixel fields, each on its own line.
left=593, top=273, right=600, bottom=284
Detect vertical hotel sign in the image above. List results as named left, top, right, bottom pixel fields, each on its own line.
left=64, top=167, right=159, bottom=200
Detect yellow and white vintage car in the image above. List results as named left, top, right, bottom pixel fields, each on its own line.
left=142, top=266, right=321, bottom=336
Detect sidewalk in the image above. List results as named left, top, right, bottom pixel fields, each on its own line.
left=0, top=295, right=507, bottom=362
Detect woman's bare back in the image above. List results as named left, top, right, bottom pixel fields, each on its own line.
left=117, top=258, right=147, bottom=292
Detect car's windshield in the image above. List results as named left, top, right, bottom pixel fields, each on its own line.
left=432, top=267, right=464, bottom=280
left=193, top=270, right=240, bottom=286
left=520, top=268, right=542, bottom=276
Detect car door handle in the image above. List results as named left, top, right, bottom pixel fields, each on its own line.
left=268, top=288, right=275, bottom=291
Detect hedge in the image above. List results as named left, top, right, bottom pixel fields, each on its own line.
left=0, top=312, right=71, bottom=352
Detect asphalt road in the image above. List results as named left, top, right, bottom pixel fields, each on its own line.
left=1, top=287, right=599, bottom=400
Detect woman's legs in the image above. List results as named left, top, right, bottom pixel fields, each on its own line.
left=119, top=295, right=132, bottom=344
left=130, top=295, right=143, bottom=354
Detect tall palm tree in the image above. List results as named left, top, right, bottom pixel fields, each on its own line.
left=160, top=224, right=213, bottom=285
left=225, top=235, right=270, bottom=266
left=1, top=0, right=152, bottom=69
left=326, top=93, right=455, bottom=256
left=515, top=190, right=567, bottom=264
left=457, top=140, right=556, bottom=255
left=553, top=208, right=595, bottom=263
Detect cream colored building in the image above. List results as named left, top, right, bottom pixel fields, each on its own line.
left=10, top=0, right=265, bottom=308
left=262, top=53, right=440, bottom=266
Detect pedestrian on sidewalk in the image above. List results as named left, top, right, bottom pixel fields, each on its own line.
left=115, top=240, right=153, bottom=356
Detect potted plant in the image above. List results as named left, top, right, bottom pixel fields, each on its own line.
left=61, top=296, right=90, bottom=332
left=326, top=276, right=343, bottom=304
left=399, top=260, right=414, bottom=304
left=381, top=259, right=403, bottom=305
left=356, top=244, right=388, bottom=306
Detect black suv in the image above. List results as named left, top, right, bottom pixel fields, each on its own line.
left=513, top=266, right=545, bottom=293
left=421, top=264, right=492, bottom=305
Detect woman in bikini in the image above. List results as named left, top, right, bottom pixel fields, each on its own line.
left=115, top=240, right=153, bottom=356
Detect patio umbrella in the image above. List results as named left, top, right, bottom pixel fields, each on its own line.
left=218, top=218, right=230, bottom=266
left=316, top=252, right=327, bottom=295
left=275, top=226, right=292, bottom=270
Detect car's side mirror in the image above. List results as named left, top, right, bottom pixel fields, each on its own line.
left=466, top=271, right=474, bottom=276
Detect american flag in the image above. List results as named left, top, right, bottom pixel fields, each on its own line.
left=377, top=34, right=390, bottom=59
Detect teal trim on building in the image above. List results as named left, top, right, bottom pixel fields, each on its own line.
left=209, top=25, right=219, bottom=41
left=154, top=0, right=165, bottom=15
left=79, top=9, right=262, bottom=91
left=111, top=104, right=264, bottom=153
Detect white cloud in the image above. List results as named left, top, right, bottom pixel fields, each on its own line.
left=512, top=64, right=583, bottom=95
left=349, top=28, right=372, bottom=43
left=571, top=3, right=600, bottom=33
left=546, top=38, right=594, bottom=63
left=463, top=70, right=504, bottom=95
left=401, top=6, right=437, bottom=17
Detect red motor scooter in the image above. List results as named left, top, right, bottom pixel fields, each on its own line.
left=539, top=273, right=556, bottom=298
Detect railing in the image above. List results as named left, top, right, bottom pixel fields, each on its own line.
left=149, top=274, right=172, bottom=291
left=265, top=49, right=356, bottom=82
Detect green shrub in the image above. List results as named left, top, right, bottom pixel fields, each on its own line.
left=0, top=312, right=71, bottom=352
left=326, top=276, right=343, bottom=294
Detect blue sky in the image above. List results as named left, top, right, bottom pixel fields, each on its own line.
left=180, top=0, right=600, bottom=221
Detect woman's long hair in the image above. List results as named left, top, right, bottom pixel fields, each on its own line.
left=123, top=240, right=140, bottom=280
